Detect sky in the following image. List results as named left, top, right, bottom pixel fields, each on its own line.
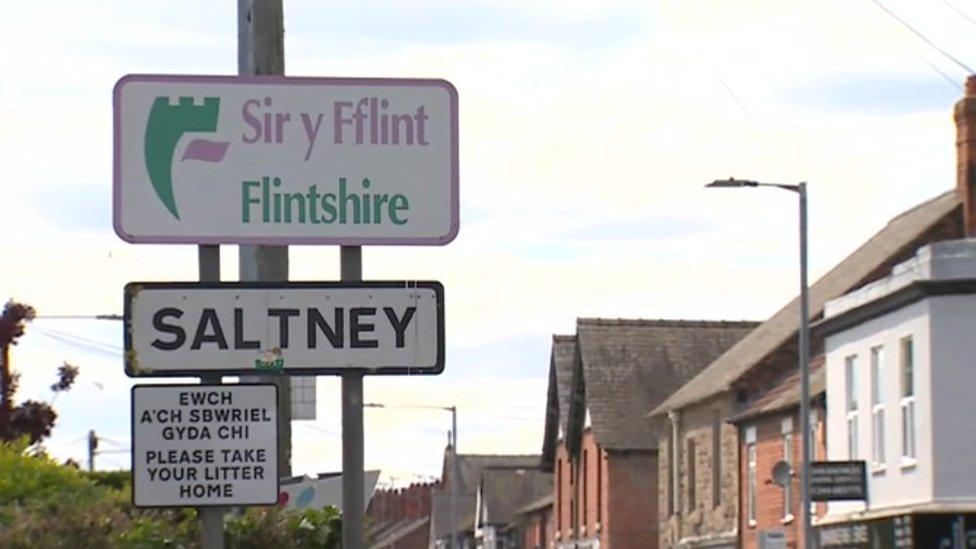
left=3, top=0, right=975, bottom=487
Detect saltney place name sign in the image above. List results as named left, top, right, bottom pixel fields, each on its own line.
left=132, top=384, right=278, bottom=507
left=124, top=281, right=444, bottom=376
left=114, top=75, right=458, bottom=245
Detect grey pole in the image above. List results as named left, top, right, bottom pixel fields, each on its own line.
left=706, top=178, right=813, bottom=547
left=237, top=0, right=292, bottom=482
left=341, top=246, right=365, bottom=548
left=797, top=182, right=812, bottom=549
left=198, top=245, right=225, bottom=549
left=87, top=429, right=96, bottom=473
left=450, top=406, right=458, bottom=549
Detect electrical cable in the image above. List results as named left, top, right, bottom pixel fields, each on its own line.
left=940, top=0, right=976, bottom=28
left=867, top=0, right=974, bottom=73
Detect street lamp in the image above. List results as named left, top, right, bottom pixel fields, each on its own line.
left=706, top=177, right=812, bottom=548
left=365, top=402, right=459, bottom=549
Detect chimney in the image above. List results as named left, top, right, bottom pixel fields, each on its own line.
left=955, top=75, right=976, bottom=235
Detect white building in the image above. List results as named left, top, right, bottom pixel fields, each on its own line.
left=818, top=239, right=976, bottom=545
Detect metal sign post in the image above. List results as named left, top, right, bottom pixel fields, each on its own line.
left=341, top=246, right=365, bottom=548
left=115, top=3, right=457, bottom=548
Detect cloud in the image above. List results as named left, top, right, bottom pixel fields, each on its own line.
left=784, top=73, right=959, bottom=115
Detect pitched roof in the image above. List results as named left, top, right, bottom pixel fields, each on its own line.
left=430, top=492, right=477, bottom=539
left=431, top=453, right=541, bottom=539
left=449, top=454, right=540, bottom=495
left=478, top=467, right=553, bottom=527
left=541, top=335, right=576, bottom=467
left=368, top=517, right=429, bottom=549
left=573, top=318, right=757, bottom=450
left=514, top=494, right=553, bottom=516
left=651, top=190, right=961, bottom=417
left=728, top=358, right=826, bottom=423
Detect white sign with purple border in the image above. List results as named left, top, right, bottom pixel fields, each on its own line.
left=113, top=75, right=458, bottom=245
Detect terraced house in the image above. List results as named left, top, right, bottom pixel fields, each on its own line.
left=541, top=318, right=756, bottom=549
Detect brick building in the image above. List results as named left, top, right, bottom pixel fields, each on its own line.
left=429, top=452, right=539, bottom=548
left=541, top=319, right=756, bottom=549
left=474, top=467, right=553, bottom=548
left=728, top=364, right=827, bottom=549
left=368, top=482, right=435, bottom=549
left=513, top=495, right=553, bottom=549
left=651, top=186, right=962, bottom=548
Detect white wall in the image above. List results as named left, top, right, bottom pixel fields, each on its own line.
left=824, top=299, right=932, bottom=515
left=929, top=294, right=976, bottom=504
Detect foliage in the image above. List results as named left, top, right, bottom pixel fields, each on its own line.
left=0, top=300, right=79, bottom=444
left=225, top=506, right=342, bottom=548
left=0, top=441, right=343, bottom=548
left=84, top=469, right=133, bottom=491
left=0, top=439, right=100, bottom=508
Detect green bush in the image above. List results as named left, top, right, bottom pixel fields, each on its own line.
left=0, top=442, right=342, bottom=548
left=226, top=506, right=341, bottom=548
left=0, top=439, right=100, bottom=507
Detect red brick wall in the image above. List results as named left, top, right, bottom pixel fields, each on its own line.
left=606, top=450, right=657, bottom=549
left=554, top=429, right=658, bottom=548
left=553, top=430, right=610, bottom=547
left=367, top=482, right=435, bottom=523
left=520, top=506, right=553, bottom=549
left=739, top=406, right=827, bottom=549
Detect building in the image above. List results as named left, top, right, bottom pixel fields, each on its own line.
left=430, top=452, right=540, bottom=548
left=542, top=319, right=757, bottom=548
left=368, top=482, right=435, bottom=549
left=728, top=363, right=827, bottom=549
left=817, top=238, right=976, bottom=547
left=513, top=495, right=553, bottom=549
left=474, top=467, right=553, bottom=548
left=651, top=176, right=963, bottom=547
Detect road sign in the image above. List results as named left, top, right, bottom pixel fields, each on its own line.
left=810, top=460, right=867, bottom=501
left=124, top=281, right=445, bottom=376
left=131, top=384, right=278, bottom=507
left=113, top=75, right=458, bottom=245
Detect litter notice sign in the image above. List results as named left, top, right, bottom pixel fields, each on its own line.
left=132, top=384, right=278, bottom=507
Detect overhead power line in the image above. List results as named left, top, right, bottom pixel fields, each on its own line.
left=918, top=54, right=964, bottom=91
left=867, top=0, right=974, bottom=73
left=941, top=0, right=976, bottom=29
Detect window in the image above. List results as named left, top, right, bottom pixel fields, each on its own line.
left=712, top=410, right=722, bottom=508
left=668, top=415, right=680, bottom=516
left=596, top=447, right=602, bottom=524
left=556, top=458, right=562, bottom=532
left=900, top=336, right=916, bottom=462
left=871, top=346, right=886, bottom=468
left=745, top=426, right=757, bottom=527
left=582, top=450, right=588, bottom=528
left=747, top=443, right=757, bottom=526
left=782, top=418, right=793, bottom=521
left=687, top=438, right=697, bottom=511
left=845, top=355, right=859, bottom=460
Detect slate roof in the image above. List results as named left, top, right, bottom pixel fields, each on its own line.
left=478, top=467, right=553, bottom=527
left=449, top=454, right=540, bottom=495
left=728, top=357, right=826, bottom=423
left=651, top=190, right=961, bottom=417
left=431, top=453, right=541, bottom=540
left=573, top=318, right=757, bottom=450
left=430, top=492, right=477, bottom=539
left=541, top=335, right=576, bottom=468
left=368, top=517, right=429, bottom=549
left=514, top=494, right=553, bottom=516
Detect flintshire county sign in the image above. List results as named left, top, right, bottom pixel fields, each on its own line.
left=124, top=281, right=445, bottom=376
left=113, top=75, right=459, bottom=245
left=131, top=384, right=278, bottom=507
left=116, top=75, right=455, bottom=513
